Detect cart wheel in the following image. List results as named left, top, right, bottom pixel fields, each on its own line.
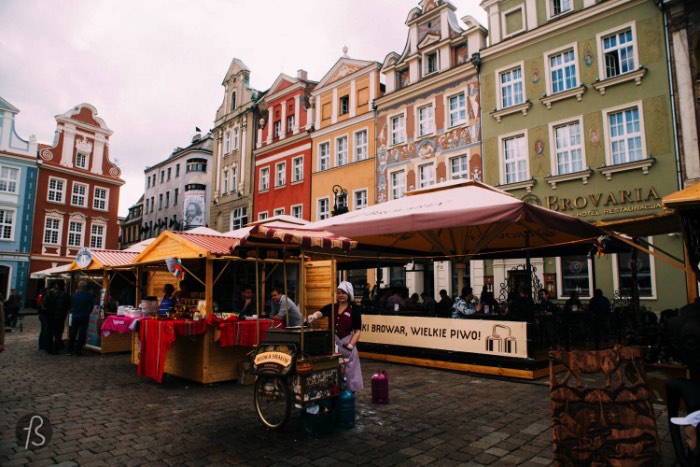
left=254, top=375, right=291, bottom=430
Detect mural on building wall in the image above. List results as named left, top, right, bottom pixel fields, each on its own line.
left=184, top=190, right=206, bottom=227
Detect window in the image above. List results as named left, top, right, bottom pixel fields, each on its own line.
left=353, top=189, right=368, bottom=210
left=260, top=167, right=270, bottom=191
left=147, top=177, right=151, bottom=189
left=425, top=51, right=439, bottom=75
left=292, top=156, right=304, bottom=182
left=287, top=115, right=295, bottom=133
left=391, top=114, right=406, bottom=146
left=558, top=256, right=591, bottom=298
left=174, top=188, right=179, bottom=205
left=152, top=174, right=156, bottom=186
left=90, top=224, right=105, bottom=249
left=258, top=211, right=269, bottom=221
left=550, top=0, right=572, bottom=16
left=448, top=94, right=466, bottom=127
left=390, top=170, right=406, bottom=200
left=48, top=178, right=65, bottom=203
left=43, top=218, right=61, bottom=244
left=502, top=134, right=528, bottom=184
left=176, top=164, right=180, bottom=177
left=67, top=221, right=84, bottom=247
left=602, top=27, right=635, bottom=79
left=418, top=163, right=436, bottom=188
left=150, top=196, right=154, bottom=213
left=291, top=205, right=303, bottom=219
left=354, top=130, right=368, bottom=161
left=549, top=48, right=577, bottom=94
left=607, top=106, right=643, bottom=164
left=500, top=66, right=524, bottom=109
left=0, top=167, right=18, bottom=193
left=233, top=127, right=239, bottom=150
left=0, top=209, right=15, bottom=240
left=418, top=104, right=434, bottom=137
left=158, top=193, right=163, bottom=210
left=223, top=170, right=229, bottom=193
left=231, top=207, right=247, bottom=230
left=71, top=183, right=88, bottom=207
left=231, top=167, right=238, bottom=192
left=186, top=158, right=207, bottom=173
left=273, top=208, right=285, bottom=216
left=167, top=167, right=171, bottom=180
left=93, top=187, right=108, bottom=210
left=231, top=91, right=237, bottom=111
left=317, top=198, right=330, bottom=220
left=319, top=142, right=330, bottom=171
left=275, top=162, right=286, bottom=187
left=614, top=238, right=654, bottom=298
left=145, top=198, right=150, bottom=213
left=273, top=121, right=281, bottom=139
left=160, top=170, right=164, bottom=183
left=397, top=69, right=409, bottom=89
left=165, top=191, right=170, bottom=208
left=450, top=155, right=469, bottom=179
left=76, top=152, right=89, bottom=169
left=336, top=136, right=348, bottom=166
left=339, top=95, right=349, bottom=115
left=554, top=121, right=583, bottom=174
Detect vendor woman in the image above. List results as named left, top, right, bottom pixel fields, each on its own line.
left=159, top=283, right=177, bottom=316
left=306, top=281, right=363, bottom=391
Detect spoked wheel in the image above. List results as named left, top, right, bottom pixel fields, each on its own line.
left=254, top=375, right=291, bottom=430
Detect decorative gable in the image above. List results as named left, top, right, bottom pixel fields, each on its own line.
left=316, top=58, right=376, bottom=89
left=418, top=33, right=441, bottom=50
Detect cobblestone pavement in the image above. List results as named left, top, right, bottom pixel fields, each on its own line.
left=1, top=314, right=677, bottom=466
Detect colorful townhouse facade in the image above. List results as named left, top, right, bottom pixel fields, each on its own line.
left=253, top=70, right=316, bottom=221
left=29, top=103, right=124, bottom=297
left=0, top=97, right=38, bottom=302
left=373, top=0, right=487, bottom=296
left=478, top=0, right=686, bottom=308
left=309, top=54, right=383, bottom=222
left=210, top=58, right=262, bottom=232
left=120, top=194, right=143, bottom=249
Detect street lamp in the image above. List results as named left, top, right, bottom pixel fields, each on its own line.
left=332, top=184, right=348, bottom=216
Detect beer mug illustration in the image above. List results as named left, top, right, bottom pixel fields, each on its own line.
left=486, top=324, right=517, bottom=354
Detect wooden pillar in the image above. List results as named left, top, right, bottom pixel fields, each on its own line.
left=135, top=266, right=142, bottom=304
left=205, top=258, right=213, bottom=314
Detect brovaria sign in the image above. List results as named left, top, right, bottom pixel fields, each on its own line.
left=545, top=186, right=662, bottom=218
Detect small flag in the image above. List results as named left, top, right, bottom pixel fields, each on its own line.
left=173, top=259, right=184, bottom=280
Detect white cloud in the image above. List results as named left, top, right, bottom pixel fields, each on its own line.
left=0, top=0, right=487, bottom=216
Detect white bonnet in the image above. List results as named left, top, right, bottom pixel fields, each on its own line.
left=337, top=281, right=354, bottom=301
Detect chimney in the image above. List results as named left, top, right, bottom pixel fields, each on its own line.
left=297, top=69, right=308, bottom=81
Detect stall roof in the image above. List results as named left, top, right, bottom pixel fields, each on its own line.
left=663, top=183, right=700, bottom=208
left=132, top=230, right=241, bottom=264
left=246, top=224, right=357, bottom=251
left=30, top=263, right=71, bottom=279
left=68, top=249, right=140, bottom=271
left=594, top=212, right=680, bottom=237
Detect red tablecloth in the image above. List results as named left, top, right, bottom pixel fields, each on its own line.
left=101, top=315, right=137, bottom=337
left=219, top=319, right=278, bottom=348
left=137, top=318, right=176, bottom=383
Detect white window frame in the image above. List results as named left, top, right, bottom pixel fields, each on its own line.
left=275, top=161, right=286, bottom=187
left=233, top=127, right=240, bottom=150
left=89, top=223, right=106, bottom=249
left=0, top=209, right=16, bottom=241
left=287, top=115, right=295, bottom=134
left=67, top=220, right=84, bottom=247
left=389, top=169, right=407, bottom=200
left=501, top=5, right=526, bottom=38
left=292, top=156, right=304, bottom=182
left=546, top=0, right=572, bottom=19
left=47, top=177, right=66, bottom=203
left=416, top=102, right=435, bottom=138
left=318, top=141, right=331, bottom=171
left=354, top=129, right=368, bottom=161
left=446, top=92, right=467, bottom=128
left=71, top=182, right=89, bottom=207
left=93, top=186, right=109, bottom=211
left=339, top=95, right=350, bottom=115
left=612, top=237, right=657, bottom=300
left=260, top=167, right=270, bottom=192
left=224, top=131, right=231, bottom=153
left=496, top=62, right=525, bottom=110
left=273, top=208, right=285, bottom=216
left=390, top=112, right=406, bottom=147
left=317, top=197, right=330, bottom=220
left=258, top=211, right=269, bottom=221
left=418, top=162, right=436, bottom=188
left=43, top=216, right=62, bottom=245
left=450, top=155, right=470, bottom=179
left=231, top=167, right=238, bottom=192
left=544, top=43, right=579, bottom=96
left=549, top=116, right=586, bottom=176
left=353, top=188, right=368, bottom=210
left=75, top=152, right=89, bottom=169
left=555, top=256, right=593, bottom=300
left=602, top=101, right=646, bottom=166
left=231, top=207, right=248, bottom=230
left=273, top=120, right=281, bottom=139
left=336, top=136, right=348, bottom=167
left=596, top=22, right=639, bottom=81
left=498, top=130, right=530, bottom=185
left=291, top=204, right=303, bottom=219
left=423, top=50, right=439, bottom=76
left=0, top=166, right=19, bottom=193
left=223, top=169, right=229, bottom=194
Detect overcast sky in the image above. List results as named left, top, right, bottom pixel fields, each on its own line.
left=0, top=0, right=487, bottom=217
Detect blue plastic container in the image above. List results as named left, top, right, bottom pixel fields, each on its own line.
left=336, top=389, right=356, bottom=428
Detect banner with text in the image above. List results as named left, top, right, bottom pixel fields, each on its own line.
left=361, top=315, right=528, bottom=359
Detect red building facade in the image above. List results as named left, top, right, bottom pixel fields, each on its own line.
left=253, top=70, right=316, bottom=221
left=30, top=104, right=124, bottom=284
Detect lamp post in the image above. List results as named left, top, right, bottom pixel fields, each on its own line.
left=332, top=184, right=348, bottom=216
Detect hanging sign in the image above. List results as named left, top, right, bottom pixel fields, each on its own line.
left=76, top=247, right=93, bottom=269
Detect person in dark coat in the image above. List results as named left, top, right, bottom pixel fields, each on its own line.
left=36, top=287, right=48, bottom=351
left=42, top=281, right=71, bottom=354
left=66, top=281, right=95, bottom=356
left=5, top=288, right=22, bottom=329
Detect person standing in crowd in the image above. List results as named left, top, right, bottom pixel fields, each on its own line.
left=452, top=286, right=478, bottom=318
left=588, top=288, right=611, bottom=344
left=386, top=288, right=406, bottom=312
left=66, top=281, right=95, bottom=356
left=306, top=281, right=363, bottom=392
left=420, top=292, right=437, bottom=316
left=232, top=285, right=256, bottom=317
left=270, top=286, right=302, bottom=327
left=158, top=284, right=176, bottom=316
left=42, top=281, right=71, bottom=354
left=506, top=285, right=534, bottom=322
left=36, top=287, right=48, bottom=351
left=4, top=288, right=22, bottom=329
left=436, top=289, right=454, bottom=318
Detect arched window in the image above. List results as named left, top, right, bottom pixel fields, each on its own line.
left=231, top=91, right=237, bottom=111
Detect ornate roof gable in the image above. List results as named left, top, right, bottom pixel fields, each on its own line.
left=315, top=57, right=376, bottom=90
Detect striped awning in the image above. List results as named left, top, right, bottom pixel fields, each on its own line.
left=246, top=224, right=357, bottom=251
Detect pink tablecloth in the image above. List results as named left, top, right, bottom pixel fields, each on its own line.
left=101, top=315, right=137, bottom=337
